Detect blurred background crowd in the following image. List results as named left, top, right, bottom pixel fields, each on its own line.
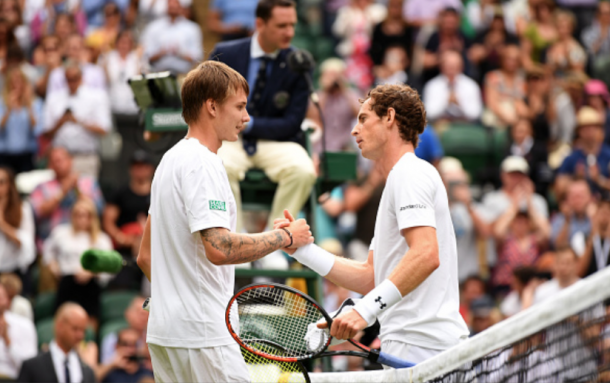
left=1, top=0, right=610, bottom=380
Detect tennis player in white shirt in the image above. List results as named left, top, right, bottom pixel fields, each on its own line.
left=276, top=84, right=469, bottom=364
left=136, top=61, right=314, bottom=382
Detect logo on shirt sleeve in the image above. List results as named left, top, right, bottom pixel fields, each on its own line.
left=400, top=204, right=427, bottom=211
left=209, top=200, right=227, bottom=211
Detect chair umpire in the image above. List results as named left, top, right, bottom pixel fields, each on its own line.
left=209, top=0, right=316, bottom=234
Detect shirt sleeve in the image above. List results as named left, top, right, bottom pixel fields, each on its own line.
left=42, top=228, right=59, bottom=265
left=459, top=80, right=483, bottom=121
left=33, top=99, right=45, bottom=136
left=423, top=80, right=447, bottom=121
left=93, top=90, right=112, bottom=132
left=549, top=214, right=565, bottom=243
left=7, top=317, right=37, bottom=370
left=17, top=203, right=36, bottom=273
left=394, top=169, right=437, bottom=230
left=181, top=163, right=232, bottom=233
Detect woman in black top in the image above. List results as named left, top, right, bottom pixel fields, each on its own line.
left=468, top=14, right=519, bottom=85
left=523, top=67, right=555, bottom=145
left=369, top=0, right=412, bottom=67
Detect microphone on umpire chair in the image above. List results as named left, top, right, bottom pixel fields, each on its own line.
left=287, top=48, right=330, bottom=177
left=80, top=249, right=126, bottom=274
left=287, top=49, right=317, bottom=104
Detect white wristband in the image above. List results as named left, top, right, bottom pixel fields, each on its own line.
left=291, top=244, right=335, bottom=276
left=353, top=279, right=402, bottom=326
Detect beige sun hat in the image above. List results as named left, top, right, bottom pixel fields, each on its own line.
left=576, top=106, right=603, bottom=128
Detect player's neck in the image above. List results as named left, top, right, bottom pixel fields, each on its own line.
left=185, top=124, right=221, bottom=153
left=376, top=142, right=414, bottom=178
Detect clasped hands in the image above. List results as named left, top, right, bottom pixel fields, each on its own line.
left=274, top=209, right=313, bottom=251
left=273, top=210, right=368, bottom=340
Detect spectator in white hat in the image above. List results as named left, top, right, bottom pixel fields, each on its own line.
left=478, top=156, right=549, bottom=268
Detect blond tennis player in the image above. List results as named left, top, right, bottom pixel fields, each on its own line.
left=137, top=61, right=314, bottom=382
left=276, top=84, right=469, bottom=365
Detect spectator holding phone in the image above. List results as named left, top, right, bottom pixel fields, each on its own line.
left=42, top=63, right=111, bottom=177
left=97, top=328, right=153, bottom=383
left=311, top=58, right=361, bottom=156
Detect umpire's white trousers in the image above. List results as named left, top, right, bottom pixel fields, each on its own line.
left=148, top=342, right=250, bottom=382
left=218, top=139, right=317, bottom=233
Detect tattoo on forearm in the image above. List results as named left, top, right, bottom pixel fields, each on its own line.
left=200, top=228, right=287, bottom=264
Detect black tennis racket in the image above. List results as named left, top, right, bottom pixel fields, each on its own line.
left=225, top=283, right=415, bottom=369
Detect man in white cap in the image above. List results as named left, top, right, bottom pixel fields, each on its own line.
left=556, top=106, right=610, bottom=196
left=479, top=156, right=549, bottom=267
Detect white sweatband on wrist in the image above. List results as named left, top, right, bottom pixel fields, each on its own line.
left=291, top=244, right=335, bottom=276
left=353, top=279, right=402, bottom=326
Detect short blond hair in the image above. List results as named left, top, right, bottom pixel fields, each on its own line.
left=181, top=61, right=250, bottom=124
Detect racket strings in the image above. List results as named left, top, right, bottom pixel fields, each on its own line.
left=240, top=341, right=309, bottom=383
left=234, top=287, right=327, bottom=359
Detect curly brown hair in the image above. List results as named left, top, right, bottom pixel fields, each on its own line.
left=365, top=84, right=427, bottom=147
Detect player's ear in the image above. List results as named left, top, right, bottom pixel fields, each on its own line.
left=206, top=99, right=217, bottom=117
left=386, top=108, right=395, bottom=125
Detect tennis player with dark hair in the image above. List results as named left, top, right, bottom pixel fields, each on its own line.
left=276, top=83, right=469, bottom=364
left=136, top=60, right=314, bottom=382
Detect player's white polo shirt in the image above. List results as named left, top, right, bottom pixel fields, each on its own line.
left=147, top=138, right=238, bottom=348
left=372, top=152, right=469, bottom=350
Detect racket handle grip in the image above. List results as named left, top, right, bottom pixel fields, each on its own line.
left=376, top=351, right=416, bottom=369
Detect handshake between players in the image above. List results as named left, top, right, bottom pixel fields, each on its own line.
left=273, top=209, right=369, bottom=341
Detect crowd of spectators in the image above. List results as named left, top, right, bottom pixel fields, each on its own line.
left=0, top=0, right=608, bottom=379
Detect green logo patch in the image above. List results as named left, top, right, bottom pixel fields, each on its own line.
left=209, top=200, right=226, bottom=211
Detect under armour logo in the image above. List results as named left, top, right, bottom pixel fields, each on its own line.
left=375, top=296, right=387, bottom=309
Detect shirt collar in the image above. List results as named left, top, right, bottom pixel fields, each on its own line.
left=250, top=33, right=279, bottom=60
left=50, top=340, right=77, bottom=360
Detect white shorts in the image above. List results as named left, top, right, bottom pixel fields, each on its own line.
left=380, top=340, right=442, bottom=369
left=148, top=342, right=250, bottom=382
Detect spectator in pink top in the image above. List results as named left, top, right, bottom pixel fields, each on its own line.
left=492, top=196, right=550, bottom=291
left=30, top=0, right=86, bottom=46
left=29, top=147, right=104, bottom=248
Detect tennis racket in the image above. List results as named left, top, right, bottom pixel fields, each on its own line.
left=225, top=283, right=416, bottom=369
left=240, top=339, right=310, bottom=383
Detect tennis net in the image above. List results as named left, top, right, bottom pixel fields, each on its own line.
left=310, top=266, right=610, bottom=383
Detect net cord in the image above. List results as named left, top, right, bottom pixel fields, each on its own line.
left=309, top=266, right=610, bottom=383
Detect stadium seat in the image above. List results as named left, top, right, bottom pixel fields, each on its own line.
left=441, top=123, right=493, bottom=184
left=492, top=129, right=509, bottom=167
left=99, top=318, right=129, bottom=342
left=100, top=291, right=139, bottom=325
left=240, top=169, right=277, bottom=211
left=34, top=291, right=56, bottom=322
left=36, top=318, right=95, bottom=349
